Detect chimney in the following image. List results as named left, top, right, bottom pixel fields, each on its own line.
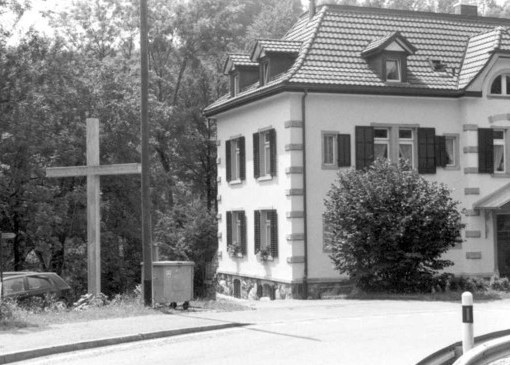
left=454, top=2, right=478, bottom=16
left=309, top=0, right=316, bottom=20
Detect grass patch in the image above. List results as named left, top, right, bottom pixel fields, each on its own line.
left=0, top=294, right=252, bottom=331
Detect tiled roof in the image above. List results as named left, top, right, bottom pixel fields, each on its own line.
left=361, top=31, right=417, bottom=57
left=223, top=53, right=258, bottom=74
left=229, top=53, right=259, bottom=66
left=250, top=39, right=303, bottom=62
left=205, top=5, right=509, bottom=115
left=458, top=27, right=510, bottom=88
left=286, top=6, right=509, bottom=89
left=255, top=40, right=303, bottom=53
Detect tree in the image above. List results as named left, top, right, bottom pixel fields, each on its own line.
left=323, top=159, right=464, bottom=293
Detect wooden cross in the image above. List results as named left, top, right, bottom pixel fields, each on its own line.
left=46, top=118, right=141, bottom=295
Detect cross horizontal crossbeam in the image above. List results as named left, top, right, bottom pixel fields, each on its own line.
left=46, top=163, right=141, bottom=178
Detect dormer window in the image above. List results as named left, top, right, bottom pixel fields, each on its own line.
left=223, top=53, right=259, bottom=98
left=250, top=39, right=302, bottom=87
left=385, top=59, right=401, bottom=82
left=361, top=31, right=417, bottom=85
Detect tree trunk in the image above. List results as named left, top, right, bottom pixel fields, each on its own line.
left=172, top=56, right=188, bottom=106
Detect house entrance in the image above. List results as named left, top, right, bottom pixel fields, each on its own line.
left=497, top=214, right=510, bottom=278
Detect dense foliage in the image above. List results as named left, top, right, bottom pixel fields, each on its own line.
left=0, top=0, right=303, bottom=298
left=324, top=159, right=464, bottom=293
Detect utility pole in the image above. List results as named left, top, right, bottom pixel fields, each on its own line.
left=140, top=0, right=152, bottom=307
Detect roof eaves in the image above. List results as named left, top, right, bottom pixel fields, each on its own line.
left=204, top=82, right=477, bottom=117
left=203, top=82, right=287, bottom=117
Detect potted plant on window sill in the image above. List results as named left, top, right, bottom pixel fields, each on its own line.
left=227, top=243, right=243, bottom=258
left=256, top=247, right=272, bottom=262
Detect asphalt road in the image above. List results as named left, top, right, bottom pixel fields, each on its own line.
left=13, top=298, right=510, bottom=365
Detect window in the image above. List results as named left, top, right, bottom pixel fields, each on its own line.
left=445, top=137, right=456, bottom=167
left=254, top=210, right=278, bottom=258
left=226, top=137, right=245, bottom=183
left=398, top=129, right=414, bottom=166
left=253, top=129, right=276, bottom=179
left=494, top=130, right=506, bottom=173
left=233, top=74, right=240, bottom=96
left=27, top=277, right=52, bottom=290
left=478, top=128, right=509, bottom=174
left=490, top=74, right=510, bottom=96
left=4, top=278, right=24, bottom=295
left=322, top=132, right=351, bottom=169
left=226, top=211, right=247, bottom=256
left=356, top=126, right=438, bottom=173
left=261, top=61, right=270, bottom=85
left=323, top=134, right=336, bottom=166
left=374, top=128, right=414, bottom=167
left=374, top=128, right=389, bottom=159
left=385, top=59, right=401, bottom=82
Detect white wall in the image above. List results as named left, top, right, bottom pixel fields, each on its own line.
left=216, top=93, right=306, bottom=283
left=303, top=86, right=508, bottom=279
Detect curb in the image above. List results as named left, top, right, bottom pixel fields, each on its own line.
left=416, top=330, right=510, bottom=365
left=0, top=322, right=248, bottom=364
left=453, top=335, right=510, bottom=365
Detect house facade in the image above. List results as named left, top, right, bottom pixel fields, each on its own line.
left=204, top=3, right=510, bottom=299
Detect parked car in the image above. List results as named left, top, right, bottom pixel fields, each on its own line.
left=0, top=272, right=72, bottom=307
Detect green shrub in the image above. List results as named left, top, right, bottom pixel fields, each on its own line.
left=324, top=159, right=464, bottom=293
left=490, top=276, right=510, bottom=292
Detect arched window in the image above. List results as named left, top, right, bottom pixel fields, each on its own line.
left=490, top=73, right=510, bottom=95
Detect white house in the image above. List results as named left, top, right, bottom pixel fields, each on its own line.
left=204, top=3, right=510, bottom=299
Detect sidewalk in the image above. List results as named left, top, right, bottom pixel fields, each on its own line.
left=0, top=307, right=250, bottom=364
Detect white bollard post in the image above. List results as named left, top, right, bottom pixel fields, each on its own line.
left=462, top=291, right=474, bottom=353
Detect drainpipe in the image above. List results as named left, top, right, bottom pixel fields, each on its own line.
left=301, top=89, right=309, bottom=299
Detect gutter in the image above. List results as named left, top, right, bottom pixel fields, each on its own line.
left=203, top=82, right=481, bottom=118
left=301, top=89, right=309, bottom=299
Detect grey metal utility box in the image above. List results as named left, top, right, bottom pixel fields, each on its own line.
left=152, top=261, right=194, bottom=308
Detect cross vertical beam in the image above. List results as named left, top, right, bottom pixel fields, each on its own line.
left=86, top=118, right=101, bottom=295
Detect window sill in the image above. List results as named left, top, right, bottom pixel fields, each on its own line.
left=487, top=95, right=509, bottom=100
left=491, top=173, right=510, bottom=178
left=257, top=175, right=273, bottom=182
left=228, top=179, right=243, bottom=185
left=444, top=165, right=460, bottom=171
left=258, top=255, right=274, bottom=262
left=321, top=164, right=338, bottom=170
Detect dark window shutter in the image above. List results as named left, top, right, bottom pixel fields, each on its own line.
left=270, top=210, right=278, bottom=258
left=239, top=137, right=246, bottom=180
left=478, top=128, right=494, bottom=173
left=337, top=134, right=351, bottom=167
left=418, top=128, right=436, bottom=174
left=226, top=211, right=232, bottom=246
left=269, top=129, right=277, bottom=176
left=355, top=126, right=374, bottom=170
left=226, top=140, right=231, bottom=182
left=435, top=136, right=447, bottom=167
left=253, top=133, right=260, bottom=178
left=254, top=210, right=261, bottom=253
left=240, top=211, right=247, bottom=255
